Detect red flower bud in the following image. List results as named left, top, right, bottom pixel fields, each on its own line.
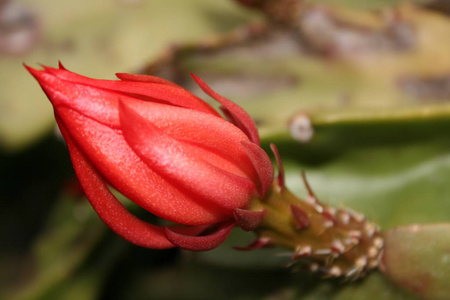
left=26, top=63, right=273, bottom=251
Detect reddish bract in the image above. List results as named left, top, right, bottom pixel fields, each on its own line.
left=27, top=63, right=273, bottom=251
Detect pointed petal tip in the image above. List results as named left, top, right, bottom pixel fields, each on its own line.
left=24, top=62, right=66, bottom=78
left=115, top=72, right=125, bottom=80
left=23, top=63, right=40, bottom=75
left=189, top=73, right=204, bottom=87
left=58, top=61, right=67, bottom=70
left=191, top=74, right=260, bottom=145
left=189, top=73, right=199, bottom=81
left=23, top=63, right=33, bottom=73
left=115, top=72, right=179, bottom=86
left=24, top=63, right=48, bottom=82
left=233, top=208, right=266, bottom=231
left=164, top=221, right=235, bottom=251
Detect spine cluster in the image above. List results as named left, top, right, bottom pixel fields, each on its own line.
left=248, top=174, right=383, bottom=280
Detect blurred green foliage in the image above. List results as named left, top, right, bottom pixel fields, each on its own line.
left=2, top=0, right=450, bottom=299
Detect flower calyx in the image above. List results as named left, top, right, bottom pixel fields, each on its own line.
left=242, top=145, right=384, bottom=280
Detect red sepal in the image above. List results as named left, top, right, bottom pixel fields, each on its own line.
left=56, top=115, right=174, bottom=249
left=164, top=221, right=235, bottom=251
left=241, top=141, right=274, bottom=198
left=270, top=144, right=285, bottom=191
left=191, top=73, right=260, bottom=145
left=115, top=73, right=179, bottom=87
left=28, top=64, right=219, bottom=117
left=58, top=61, right=67, bottom=70
left=233, top=208, right=266, bottom=231
left=290, top=205, right=310, bottom=230
left=119, top=100, right=254, bottom=213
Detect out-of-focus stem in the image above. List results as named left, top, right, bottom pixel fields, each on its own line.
left=249, top=181, right=384, bottom=279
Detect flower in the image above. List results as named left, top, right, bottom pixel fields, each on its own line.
left=26, top=63, right=273, bottom=251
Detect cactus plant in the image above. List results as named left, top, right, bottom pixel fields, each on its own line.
left=138, top=1, right=450, bottom=298
left=3, top=0, right=450, bottom=299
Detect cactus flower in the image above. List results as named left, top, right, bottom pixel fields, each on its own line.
left=26, top=63, right=274, bottom=251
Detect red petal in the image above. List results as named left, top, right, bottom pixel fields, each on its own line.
left=56, top=115, right=174, bottom=249
left=270, top=144, right=285, bottom=191
left=28, top=64, right=220, bottom=116
left=164, top=221, right=235, bottom=251
left=190, top=73, right=260, bottom=145
left=27, top=66, right=121, bottom=128
left=28, top=65, right=256, bottom=184
left=220, top=106, right=244, bottom=134
left=240, top=141, right=274, bottom=198
left=168, top=225, right=210, bottom=236
left=119, top=101, right=256, bottom=213
left=233, top=208, right=266, bottom=231
left=123, top=100, right=256, bottom=179
left=57, top=107, right=227, bottom=225
left=58, top=61, right=67, bottom=70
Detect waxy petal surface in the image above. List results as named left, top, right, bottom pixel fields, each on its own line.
left=165, top=222, right=235, bottom=251
left=27, top=64, right=274, bottom=250
left=241, top=141, right=274, bottom=198
left=57, top=107, right=228, bottom=225
left=119, top=101, right=256, bottom=214
left=35, top=65, right=219, bottom=115
left=56, top=115, right=174, bottom=249
left=122, top=100, right=259, bottom=181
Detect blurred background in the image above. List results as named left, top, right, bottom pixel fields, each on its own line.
left=1, top=0, right=450, bottom=299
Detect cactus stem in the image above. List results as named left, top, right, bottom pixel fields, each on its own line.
left=249, top=182, right=383, bottom=279
left=331, top=239, right=345, bottom=254
left=368, top=246, right=379, bottom=258
left=337, top=210, right=351, bottom=225
left=310, top=263, right=319, bottom=272
left=323, top=208, right=336, bottom=223
left=364, top=222, right=377, bottom=238
left=349, top=230, right=362, bottom=240
left=373, top=237, right=384, bottom=248
left=328, top=266, right=342, bottom=277
left=348, top=209, right=365, bottom=223
left=355, top=256, right=368, bottom=269
left=293, top=245, right=312, bottom=259
left=314, top=248, right=333, bottom=256
left=346, top=266, right=358, bottom=278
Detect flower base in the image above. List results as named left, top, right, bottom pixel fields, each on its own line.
left=248, top=174, right=384, bottom=280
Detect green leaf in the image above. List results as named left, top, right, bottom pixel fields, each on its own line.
left=1, top=192, right=110, bottom=300
left=153, top=3, right=450, bottom=298
left=381, top=224, right=450, bottom=300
